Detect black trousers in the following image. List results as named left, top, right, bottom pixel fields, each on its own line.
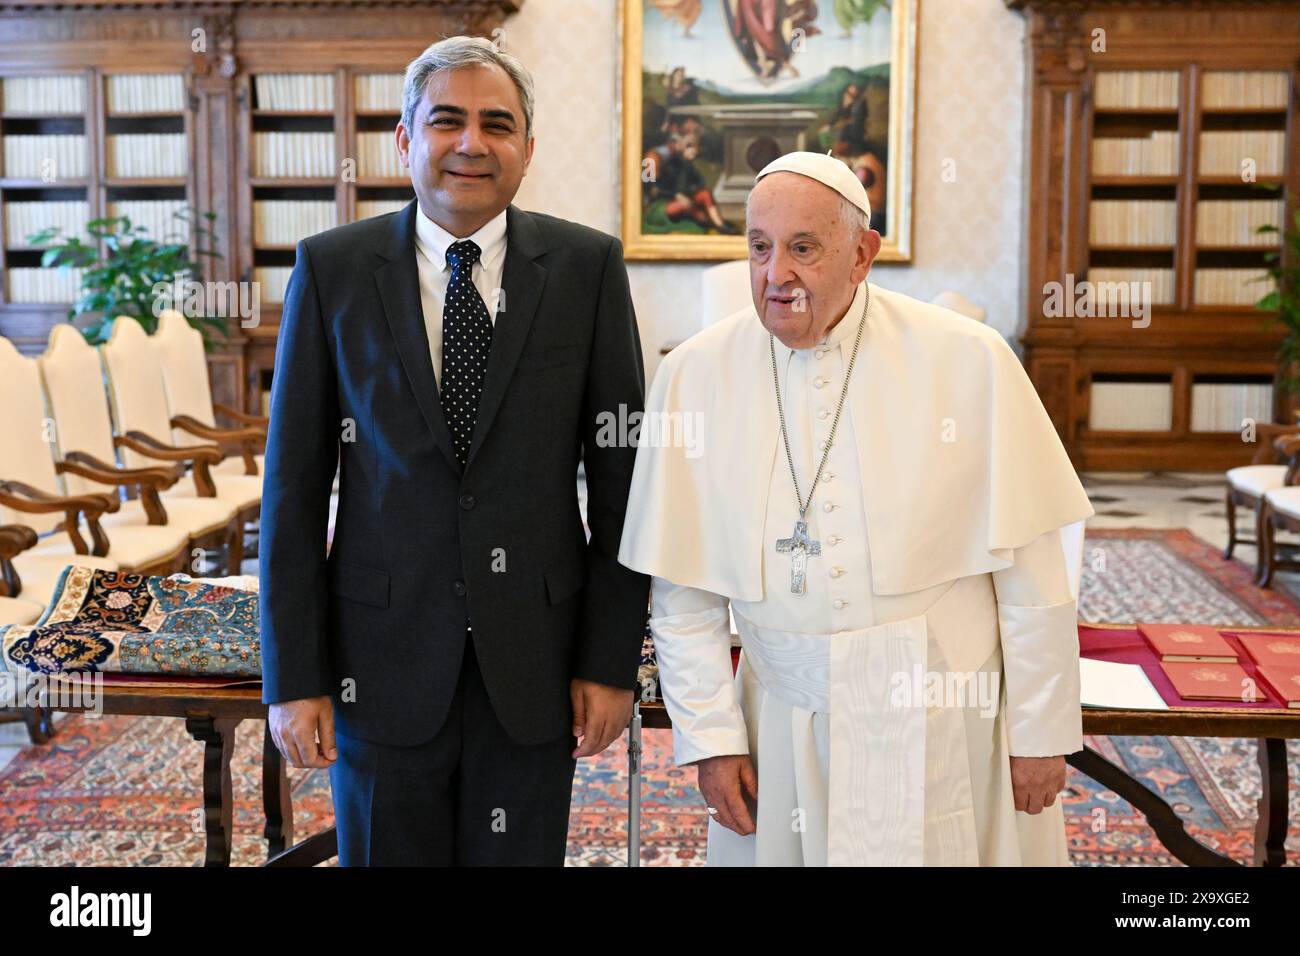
left=329, top=637, right=577, bottom=865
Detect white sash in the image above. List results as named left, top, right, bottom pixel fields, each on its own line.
left=734, top=607, right=981, bottom=866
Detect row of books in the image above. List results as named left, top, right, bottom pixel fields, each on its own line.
left=1139, top=624, right=1300, bottom=707
left=1091, top=131, right=1179, bottom=177
left=107, top=199, right=190, bottom=241
left=1198, top=130, right=1287, bottom=177
left=1201, top=70, right=1290, bottom=110
left=1089, top=199, right=1177, bottom=246
left=1187, top=382, right=1274, bottom=432
left=254, top=74, right=334, bottom=112
left=106, top=74, right=185, bottom=114
left=2, top=75, right=86, bottom=115
left=355, top=132, right=404, bottom=178
left=6, top=266, right=83, bottom=303
left=253, top=200, right=337, bottom=245
left=1089, top=381, right=1275, bottom=432
left=1089, top=382, right=1172, bottom=431
left=356, top=198, right=408, bottom=219
left=107, top=133, right=187, bottom=178
left=2, top=134, right=87, bottom=179
left=1192, top=268, right=1269, bottom=306
left=1194, top=199, right=1282, bottom=247
left=1085, top=267, right=1175, bottom=305
left=253, top=132, right=336, bottom=178
left=1094, top=71, right=1180, bottom=109
left=254, top=266, right=293, bottom=303
left=355, top=74, right=404, bottom=113
left=4, top=199, right=88, bottom=246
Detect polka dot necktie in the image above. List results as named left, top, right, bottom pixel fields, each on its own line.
left=440, top=239, right=493, bottom=468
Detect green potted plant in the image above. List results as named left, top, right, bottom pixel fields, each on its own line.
left=27, top=208, right=229, bottom=350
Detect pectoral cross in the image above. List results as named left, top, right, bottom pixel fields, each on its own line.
left=775, top=519, right=821, bottom=594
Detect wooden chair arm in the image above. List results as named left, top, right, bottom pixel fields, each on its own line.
left=0, top=479, right=118, bottom=516
left=59, top=452, right=180, bottom=489
left=213, top=402, right=269, bottom=428
left=0, top=523, right=40, bottom=598
left=116, top=432, right=222, bottom=497
left=170, top=414, right=266, bottom=443
left=117, top=431, right=223, bottom=464
left=0, top=480, right=117, bottom=557
left=0, top=524, right=39, bottom=559
left=1251, top=424, right=1300, bottom=465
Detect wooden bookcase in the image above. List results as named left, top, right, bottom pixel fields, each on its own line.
left=0, top=0, right=521, bottom=415
left=1008, top=0, right=1300, bottom=472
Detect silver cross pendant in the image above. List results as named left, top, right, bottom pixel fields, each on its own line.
left=775, top=519, right=821, bottom=594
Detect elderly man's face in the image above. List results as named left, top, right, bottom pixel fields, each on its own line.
left=746, top=173, right=880, bottom=349
left=396, top=63, right=533, bottom=237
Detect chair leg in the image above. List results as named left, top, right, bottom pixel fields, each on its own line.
left=1259, top=503, right=1276, bottom=588
left=228, top=520, right=244, bottom=576
left=1224, top=487, right=1238, bottom=559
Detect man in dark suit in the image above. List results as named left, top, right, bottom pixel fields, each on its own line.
left=259, top=36, right=650, bottom=865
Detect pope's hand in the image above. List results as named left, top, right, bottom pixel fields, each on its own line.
left=570, top=679, right=634, bottom=758
left=1010, top=755, right=1066, bottom=814
left=268, top=696, right=336, bottom=769
left=696, top=754, right=758, bottom=836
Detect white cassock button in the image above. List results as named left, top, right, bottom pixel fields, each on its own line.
left=817, top=409, right=830, bottom=420
left=824, top=472, right=834, bottom=482
left=815, top=348, right=828, bottom=359
left=833, top=599, right=848, bottom=610
left=814, top=377, right=827, bottom=388
left=830, top=567, right=845, bottom=578
left=818, top=440, right=831, bottom=452
left=822, top=501, right=835, bottom=512
left=827, top=535, right=840, bottom=545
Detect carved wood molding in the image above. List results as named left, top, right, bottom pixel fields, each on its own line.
left=0, top=0, right=522, bottom=12
left=1007, top=0, right=1300, bottom=9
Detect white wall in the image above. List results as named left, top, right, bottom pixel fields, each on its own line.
left=506, top=0, right=1029, bottom=382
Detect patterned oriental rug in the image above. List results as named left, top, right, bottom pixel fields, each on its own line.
left=0, top=528, right=1297, bottom=866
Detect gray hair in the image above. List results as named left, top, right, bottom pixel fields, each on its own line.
left=401, top=36, right=535, bottom=139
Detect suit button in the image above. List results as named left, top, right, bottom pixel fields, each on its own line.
left=452, top=580, right=467, bottom=597
left=458, top=494, right=476, bottom=510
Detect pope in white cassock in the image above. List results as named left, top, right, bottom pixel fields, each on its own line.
left=617, top=152, right=1096, bottom=866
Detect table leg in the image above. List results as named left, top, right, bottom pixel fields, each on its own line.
left=627, top=702, right=642, bottom=868
left=1253, top=737, right=1289, bottom=867
left=262, top=722, right=294, bottom=859
left=185, top=715, right=242, bottom=867
left=1069, top=746, right=1241, bottom=867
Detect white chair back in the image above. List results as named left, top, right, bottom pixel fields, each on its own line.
left=153, top=310, right=217, bottom=444
left=701, top=260, right=752, bottom=328
left=0, top=336, right=65, bottom=534
left=99, top=316, right=188, bottom=471
left=38, top=325, right=122, bottom=498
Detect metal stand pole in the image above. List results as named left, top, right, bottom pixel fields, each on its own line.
left=627, top=700, right=643, bottom=867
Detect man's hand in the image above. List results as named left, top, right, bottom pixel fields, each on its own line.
left=269, top=696, right=337, bottom=769
left=570, top=679, right=634, bottom=758
left=696, top=754, right=758, bottom=836
left=1010, top=755, right=1066, bottom=814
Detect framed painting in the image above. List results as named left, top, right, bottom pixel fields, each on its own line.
left=619, top=0, right=918, bottom=261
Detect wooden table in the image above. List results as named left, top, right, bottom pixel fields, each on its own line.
left=21, top=680, right=335, bottom=867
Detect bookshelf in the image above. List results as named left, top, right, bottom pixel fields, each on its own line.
left=0, top=0, right=520, bottom=416
left=1009, top=1, right=1300, bottom=471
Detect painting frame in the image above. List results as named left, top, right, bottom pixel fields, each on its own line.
left=618, top=0, right=918, bottom=262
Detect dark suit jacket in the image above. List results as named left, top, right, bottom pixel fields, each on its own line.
left=258, top=200, right=650, bottom=748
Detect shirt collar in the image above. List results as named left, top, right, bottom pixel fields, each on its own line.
left=771, top=280, right=870, bottom=365
left=414, top=203, right=509, bottom=272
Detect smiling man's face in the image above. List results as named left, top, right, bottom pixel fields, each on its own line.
left=396, top=63, right=534, bottom=237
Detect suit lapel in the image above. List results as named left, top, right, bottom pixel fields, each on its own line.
left=374, top=199, right=460, bottom=474
left=464, top=204, right=548, bottom=471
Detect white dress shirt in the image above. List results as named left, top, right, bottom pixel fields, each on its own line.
left=413, top=203, right=509, bottom=390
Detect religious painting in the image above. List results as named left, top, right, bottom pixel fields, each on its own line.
left=619, top=0, right=917, bottom=261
